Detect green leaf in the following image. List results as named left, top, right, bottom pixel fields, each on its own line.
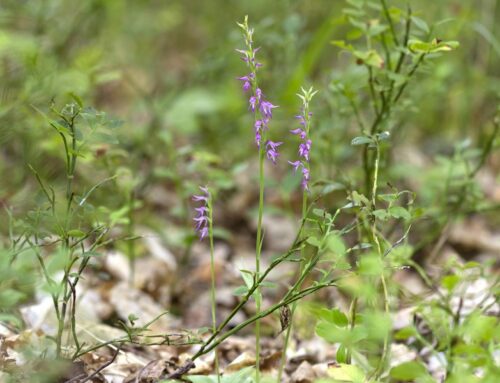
left=239, top=269, right=254, bottom=289
left=326, top=234, right=346, bottom=256
left=389, top=206, right=411, bottom=221
left=390, top=361, right=428, bottom=380
left=318, top=308, right=349, bottom=327
left=409, top=38, right=460, bottom=53
left=307, top=236, right=323, bottom=248
left=69, top=92, right=84, bottom=108
left=358, top=255, right=383, bottom=276
left=408, top=39, right=432, bottom=53
left=432, top=39, right=460, bottom=52
left=128, top=313, right=139, bottom=326
left=316, top=322, right=366, bottom=345
left=336, top=344, right=348, bottom=363
left=330, top=309, right=349, bottom=327
left=395, top=326, right=418, bottom=340
left=462, top=313, right=498, bottom=343
left=331, top=40, right=354, bottom=51
left=313, top=208, right=331, bottom=218
left=372, top=209, right=389, bottom=221
left=327, top=363, right=365, bottom=383
left=0, top=289, right=26, bottom=308
left=378, top=193, right=398, bottom=203
left=232, top=285, right=248, bottom=296
left=346, top=0, right=364, bottom=9
left=67, top=229, right=86, bottom=238
left=368, top=23, right=388, bottom=37
left=442, top=274, right=460, bottom=291
left=411, top=16, right=430, bottom=34
left=353, top=49, right=384, bottom=68
left=351, top=136, right=373, bottom=146
left=260, top=281, right=278, bottom=289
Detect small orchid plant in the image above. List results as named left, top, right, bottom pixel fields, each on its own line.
left=189, top=16, right=319, bottom=383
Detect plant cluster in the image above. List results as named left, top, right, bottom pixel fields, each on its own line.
left=0, top=1, right=498, bottom=383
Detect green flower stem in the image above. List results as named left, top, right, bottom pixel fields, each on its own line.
left=277, top=87, right=316, bottom=382
left=207, top=193, right=221, bottom=383
left=370, top=141, right=391, bottom=380
left=255, top=143, right=265, bottom=383
left=58, top=111, right=79, bottom=359
left=277, top=191, right=307, bottom=382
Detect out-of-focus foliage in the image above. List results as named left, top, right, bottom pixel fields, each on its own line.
left=0, top=1, right=498, bottom=381
left=1, top=1, right=497, bottom=209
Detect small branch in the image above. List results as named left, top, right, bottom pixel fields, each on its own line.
left=65, top=345, right=121, bottom=383
left=380, top=0, right=399, bottom=46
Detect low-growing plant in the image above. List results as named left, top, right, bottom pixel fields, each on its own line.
left=1, top=1, right=498, bottom=383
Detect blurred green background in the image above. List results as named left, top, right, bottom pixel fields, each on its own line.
left=0, top=0, right=498, bottom=236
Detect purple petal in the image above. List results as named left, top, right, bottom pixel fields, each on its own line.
left=288, top=160, right=302, bottom=172
left=192, top=195, right=207, bottom=202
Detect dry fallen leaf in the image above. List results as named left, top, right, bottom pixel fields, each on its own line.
left=291, top=360, right=316, bottom=383
left=224, top=351, right=256, bottom=373
left=124, top=359, right=166, bottom=383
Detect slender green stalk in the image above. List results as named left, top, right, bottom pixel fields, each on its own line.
left=278, top=87, right=317, bottom=381
left=255, top=144, right=265, bottom=383
left=57, top=112, right=79, bottom=359
left=346, top=297, right=358, bottom=363
left=208, top=193, right=221, bottom=383
left=235, top=18, right=267, bottom=380
left=370, top=142, right=391, bottom=380
left=277, top=192, right=307, bottom=382
left=380, top=0, right=399, bottom=46
left=127, top=191, right=136, bottom=287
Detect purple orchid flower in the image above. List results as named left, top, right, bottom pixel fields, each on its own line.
left=265, top=140, right=282, bottom=164
left=192, top=186, right=210, bottom=240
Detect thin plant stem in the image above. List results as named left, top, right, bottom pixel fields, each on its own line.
left=208, top=193, right=221, bottom=383
left=346, top=297, right=358, bottom=363
left=278, top=88, right=316, bottom=381
left=255, top=144, right=265, bottom=382
left=127, top=191, right=136, bottom=287
left=370, top=142, right=391, bottom=379
left=380, top=0, right=399, bottom=46
left=277, top=191, right=307, bottom=382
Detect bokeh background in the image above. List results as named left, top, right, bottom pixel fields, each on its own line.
left=1, top=0, right=498, bottom=271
